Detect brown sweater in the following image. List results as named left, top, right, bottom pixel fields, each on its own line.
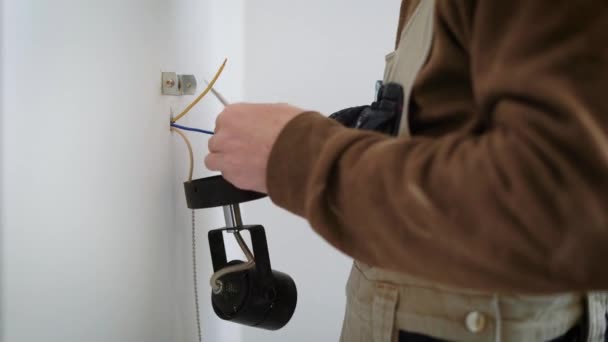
left=266, top=0, right=608, bottom=293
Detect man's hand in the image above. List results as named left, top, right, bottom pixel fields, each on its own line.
left=205, top=103, right=306, bottom=193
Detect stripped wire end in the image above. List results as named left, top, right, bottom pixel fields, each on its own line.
left=204, top=80, right=230, bottom=107
left=171, top=58, right=228, bottom=123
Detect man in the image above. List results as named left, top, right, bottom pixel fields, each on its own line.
left=205, top=1, right=608, bottom=341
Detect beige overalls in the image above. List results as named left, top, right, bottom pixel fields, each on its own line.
left=339, top=1, right=608, bottom=341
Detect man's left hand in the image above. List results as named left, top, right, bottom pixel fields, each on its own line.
left=205, top=103, right=306, bottom=193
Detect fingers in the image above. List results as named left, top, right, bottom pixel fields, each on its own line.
left=204, top=152, right=222, bottom=171
left=215, top=103, right=253, bottom=128
left=214, top=103, right=240, bottom=130
left=207, top=115, right=229, bottom=171
left=214, top=111, right=224, bottom=133
left=204, top=153, right=240, bottom=188
left=208, top=134, right=219, bottom=153
left=208, top=129, right=235, bottom=154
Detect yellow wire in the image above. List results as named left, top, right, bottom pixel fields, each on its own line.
left=171, top=127, right=194, bottom=182
left=171, top=58, right=228, bottom=123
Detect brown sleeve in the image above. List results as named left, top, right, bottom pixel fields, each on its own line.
left=266, top=0, right=608, bottom=293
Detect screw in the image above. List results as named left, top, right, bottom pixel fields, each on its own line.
left=165, top=79, right=175, bottom=88
left=186, top=82, right=192, bottom=89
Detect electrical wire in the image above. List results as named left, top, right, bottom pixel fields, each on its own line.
left=205, top=80, right=230, bottom=107
left=209, top=230, right=256, bottom=293
left=170, top=123, right=214, bottom=136
left=170, top=127, right=194, bottom=182
left=235, top=232, right=254, bottom=262
left=210, top=259, right=256, bottom=294
left=171, top=58, right=228, bottom=123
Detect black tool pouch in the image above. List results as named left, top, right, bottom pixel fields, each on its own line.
left=329, top=82, right=404, bottom=136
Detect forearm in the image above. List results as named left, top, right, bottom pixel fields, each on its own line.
left=267, top=111, right=608, bottom=293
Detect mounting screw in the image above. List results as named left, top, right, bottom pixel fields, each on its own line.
left=162, top=72, right=196, bottom=96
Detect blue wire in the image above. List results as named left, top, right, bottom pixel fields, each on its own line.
left=170, top=123, right=214, bottom=135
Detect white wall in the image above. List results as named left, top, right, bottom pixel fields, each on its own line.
left=1, top=1, right=179, bottom=341
left=1, top=0, right=402, bottom=341
left=0, top=0, right=5, bottom=336
left=241, top=1, right=401, bottom=341
left=0, top=0, right=248, bottom=341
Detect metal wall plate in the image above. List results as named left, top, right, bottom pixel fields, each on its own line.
left=179, top=74, right=197, bottom=95
left=162, top=72, right=197, bottom=96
